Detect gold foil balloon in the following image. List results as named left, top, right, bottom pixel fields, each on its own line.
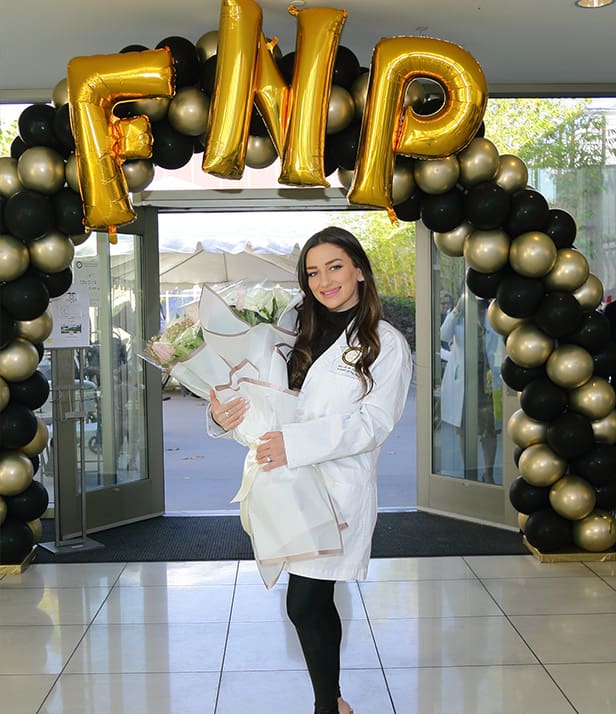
left=17, top=147, right=66, bottom=195
left=67, top=48, right=174, bottom=230
left=21, top=418, right=50, bottom=458
left=27, top=518, right=43, bottom=543
left=433, top=222, right=472, bottom=258
left=0, top=234, right=30, bottom=283
left=0, top=338, right=40, bottom=382
left=494, top=154, right=528, bottom=193
left=196, top=30, right=219, bottom=62
left=463, top=229, right=510, bottom=273
left=509, top=231, right=557, bottom=278
left=130, top=97, right=170, bottom=122
left=550, top=474, right=596, bottom=520
left=457, top=137, right=499, bottom=188
left=519, top=443, right=567, bottom=487
left=569, top=377, right=616, bottom=420
left=168, top=87, right=210, bottom=136
left=546, top=344, right=594, bottom=389
left=543, top=248, right=590, bottom=292
left=591, top=410, right=616, bottom=444
left=0, top=157, right=23, bottom=198
left=351, top=71, right=369, bottom=120
left=413, top=156, right=460, bottom=195
left=28, top=231, right=75, bottom=273
left=391, top=161, right=416, bottom=205
left=65, top=154, right=80, bottom=193
left=337, top=168, right=354, bottom=191
left=507, top=408, right=548, bottom=448
left=122, top=159, right=155, bottom=193
left=349, top=37, right=487, bottom=217
left=506, top=324, right=554, bottom=369
left=0, top=451, right=34, bottom=497
left=487, top=299, right=526, bottom=337
left=0, top=496, right=6, bottom=526
left=572, top=510, right=616, bottom=552
left=327, top=85, right=355, bottom=135
left=0, top=376, right=9, bottom=412
left=16, top=311, right=53, bottom=344
left=245, top=134, right=277, bottom=169
left=52, top=78, right=69, bottom=107
left=573, top=274, right=603, bottom=311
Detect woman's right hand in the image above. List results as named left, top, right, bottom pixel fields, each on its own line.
left=209, top=388, right=248, bottom=431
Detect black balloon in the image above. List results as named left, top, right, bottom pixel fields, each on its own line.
left=466, top=267, right=508, bottom=299
left=513, top=445, right=524, bottom=467
left=151, top=119, right=194, bottom=170
left=33, top=342, right=44, bottom=361
left=120, top=44, right=149, bottom=53
left=249, top=108, right=269, bottom=137
left=496, top=274, right=544, bottom=318
left=5, top=481, right=49, bottom=521
left=32, top=266, right=73, bottom=299
left=199, top=55, right=217, bottom=95
left=509, top=475, right=551, bottom=514
left=524, top=508, right=572, bottom=552
left=0, top=195, right=4, bottom=233
left=420, top=188, right=465, bottom=233
left=10, top=135, right=28, bottom=160
left=521, top=378, right=568, bottom=422
left=156, top=36, right=200, bottom=88
left=0, top=518, right=34, bottom=564
left=53, top=104, right=75, bottom=154
left=277, top=52, right=295, bottom=85
left=0, top=402, right=38, bottom=449
left=4, top=190, right=55, bottom=241
left=543, top=208, right=576, bottom=249
left=18, top=103, right=57, bottom=147
left=395, top=190, right=426, bottom=223
left=30, top=455, right=40, bottom=476
left=332, top=120, right=361, bottom=171
left=595, top=482, right=616, bottom=510
left=323, top=138, right=339, bottom=178
left=501, top=357, right=546, bottom=392
left=333, top=46, right=361, bottom=89
left=593, top=341, right=616, bottom=380
left=505, top=189, right=549, bottom=237
left=535, top=292, right=584, bottom=338
left=0, top=305, right=16, bottom=349
left=464, top=182, right=511, bottom=230
left=563, top=310, right=611, bottom=355
left=546, top=411, right=594, bottom=460
left=8, top=370, right=50, bottom=410
left=53, top=187, right=86, bottom=236
left=572, top=445, right=616, bottom=486
left=0, top=273, right=50, bottom=321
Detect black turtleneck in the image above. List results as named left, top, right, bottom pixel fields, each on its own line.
left=311, top=304, right=359, bottom=363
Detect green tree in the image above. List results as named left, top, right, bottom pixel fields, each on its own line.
left=0, top=118, right=18, bottom=157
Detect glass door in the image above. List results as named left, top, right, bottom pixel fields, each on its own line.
left=48, top=208, right=164, bottom=536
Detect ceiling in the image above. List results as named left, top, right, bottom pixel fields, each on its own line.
left=1, top=0, right=615, bottom=99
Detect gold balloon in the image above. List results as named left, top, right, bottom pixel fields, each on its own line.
left=337, top=167, right=354, bottom=190
left=546, top=344, right=594, bottom=389
left=196, top=30, right=219, bottom=63
left=326, top=85, right=355, bottom=135
left=572, top=510, right=616, bottom=552
left=433, top=222, right=472, bottom=258
left=0, top=338, right=40, bottom=382
left=543, top=248, right=590, bottom=292
left=21, top=418, right=50, bottom=458
left=0, top=496, right=6, bottom=526
left=509, top=231, right=557, bottom=278
left=17, top=146, right=66, bottom=195
left=591, top=410, right=616, bottom=444
left=0, top=234, right=30, bottom=283
left=130, top=97, right=170, bottom=122
left=52, top=78, right=69, bottom=107
left=351, top=71, right=369, bottom=120
left=122, top=159, right=155, bottom=192
left=518, top=512, right=529, bottom=532
left=413, top=156, right=460, bottom=195
left=506, top=324, right=554, bottom=369
left=245, top=134, right=277, bottom=169
left=507, top=408, right=548, bottom=448
left=28, top=231, right=75, bottom=273
left=16, top=311, right=53, bottom=344
left=0, top=376, right=9, bottom=412
left=391, top=161, right=416, bottom=206
left=569, top=377, right=616, bottom=420
left=457, top=137, right=499, bottom=187
left=65, top=154, right=80, bottom=193
left=487, top=299, right=526, bottom=337
left=0, top=157, right=23, bottom=198
left=349, top=37, right=487, bottom=217
left=494, top=154, right=528, bottom=193
left=168, top=87, right=210, bottom=136
left=0, top=451, right=34, bottom=497
left=550, top=474, right=596, bottom=520
left=27, top=518, right=43, bottom=543
left=463, top=229, right=510, bottom=273
left=519, top=443, right=566, bottom=487
left=573, top=274, right=604, bottom=311
left=67, top=48, right=174, bottom=230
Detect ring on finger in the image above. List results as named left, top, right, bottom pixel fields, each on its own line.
left=266, top=456, right=272, bottom=464
left=224, top=410, right=229, bottom=417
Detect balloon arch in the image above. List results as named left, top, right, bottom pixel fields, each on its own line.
left=1, top=8, right=616, bottom=564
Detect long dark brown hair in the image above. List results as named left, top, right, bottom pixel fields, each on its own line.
left=288, top=226, right=382, bottom=395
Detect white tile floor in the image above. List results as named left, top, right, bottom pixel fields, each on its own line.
left=2, top=554, right=616, bottom=713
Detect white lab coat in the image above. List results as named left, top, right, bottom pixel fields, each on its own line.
left=281, top=320, right=413, bottom=581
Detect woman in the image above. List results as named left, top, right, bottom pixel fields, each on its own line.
left=210, top=226, right=413, bottom=714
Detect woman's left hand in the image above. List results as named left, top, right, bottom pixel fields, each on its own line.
left=256, top=431, right=288, bottom=471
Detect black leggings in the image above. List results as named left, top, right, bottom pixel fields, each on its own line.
left=286, top=573, right=342, bottom=714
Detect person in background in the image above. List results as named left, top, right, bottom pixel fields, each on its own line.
left=209, top=227, right=413, bottom=714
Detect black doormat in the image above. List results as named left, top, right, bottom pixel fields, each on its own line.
left=34, top=511, right=527, bottom=564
